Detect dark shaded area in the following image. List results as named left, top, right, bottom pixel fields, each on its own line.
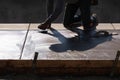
left=91, top=0, right=120, bottom=23
left=0, top=0, right=47, bottom=23
left=0, top=0, right=120, bottom=23
left=0, top=75, right=120, bottom=80
left=48, top=28, right=112, bottom=52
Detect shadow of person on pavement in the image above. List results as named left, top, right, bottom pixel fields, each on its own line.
left=47, top=28, right=112, bottom=53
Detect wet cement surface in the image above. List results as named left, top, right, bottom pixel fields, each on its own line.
left=0, top=29, right=120, bottom=60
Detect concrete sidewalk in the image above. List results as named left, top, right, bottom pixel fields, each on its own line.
left=0, top=23, right=120, bottom=30
left=0, top=23, right=120, bottom=60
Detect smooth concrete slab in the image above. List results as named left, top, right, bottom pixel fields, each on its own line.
left=0, top=23, right=120, bottom=60
left=29, top=29, right=120, bottom=60
left=0, top=24, right=29, bottom=30
left=97, top=23, right=114, bottom=30
left=113, top=23, right=120, bottom=30
left=0, top=30, right=27, bottom=59
left=1, top=29, right=119, bottom=60
left=30, top=23, right=67, bottom=30
left=0, top=23, right=117, bottom=30
left=31, top=23, right=116, bottom=30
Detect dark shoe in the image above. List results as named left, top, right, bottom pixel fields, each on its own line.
left=38, top=23, right=51, bottom=30
left=90, top=13, right=98, bottom=30
left=68, top=21, right=82, bottom=28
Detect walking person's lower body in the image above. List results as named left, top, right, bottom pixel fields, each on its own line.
left=63, top=0, right=97, bottom=37
left=38, top=0, right=64, bottom=30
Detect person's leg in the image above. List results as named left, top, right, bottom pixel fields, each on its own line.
left=63, top=3, right=79, bottom=28
left=46, top=0, right=54, bottom=27
left=38, top=0, right=64, bottom=30
left=79, top=0, right=98, bottom=37
left=47, top=0, right=54, bottom=17
left=79, top=0, right=91, bottom=31
left=45, top=0, right=64, bottom=24
left=63, top=3, right=83, bottom=35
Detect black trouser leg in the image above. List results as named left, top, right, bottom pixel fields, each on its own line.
left=47, top=0, right=54, bottom=17
left=63, top=3, right=83, bottom=34
left=64, top=0, right=91, bottom=31
left=45, top=0, right=64, bottom=24
left=63, top=3, right=79, bottom=27
left=46, top=0, right=54, bottom=26
left=79, top=0, right=91, bottom=31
